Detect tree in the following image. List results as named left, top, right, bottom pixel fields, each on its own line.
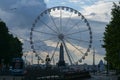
left=103, top=2, right=120, bottom=70
left=0, top=20, right=23, bottom=65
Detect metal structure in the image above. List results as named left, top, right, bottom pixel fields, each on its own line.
left=58, top=43, right=65, bottom=66
left=30, top=6, right=92, bottom=65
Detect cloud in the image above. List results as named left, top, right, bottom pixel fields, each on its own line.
left=68, top=0, right=95, bottom=4
left=89, top=12, right=96, bottom=16
left=30, top=18, right=106, bottom=65
left=46, top=0, right=119, bottom=23
left=0, top=0, right=47, bottom=45
left=44, top=0, right=49, bottom=3
left=69, top=0, right=80, bottom=3
left=0, top=1, right=110, bottom=65
left=82, top=1, right=115, bottom=22
left=0, top=0, right=48, bottom=62
left=0, top=0, right=47, bottom=29
left=28, top=6, right=107, bottom=65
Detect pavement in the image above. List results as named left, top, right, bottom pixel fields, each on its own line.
left=87, top=72, right=119, bottom=80
left=0, top=75, right=119, bottom=80
left=0, top=72, right=120, bottom=80
left=0, top=76, right=24, bottom=80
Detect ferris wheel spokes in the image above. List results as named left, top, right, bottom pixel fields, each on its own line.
left=64, top=29, right=89, bottom=36
left=33, top=29, right=57, bottom=36
left=48, top=12, right=60, bottom=34
left=65, top=39, right=84, bottom=55
left=66, top=36, right=90, bottom=43
left=64, top=11, right=73, bottom=28
left=60, top=8, right=62, bottom=33
left=50, top=41, right=60, bottom=63
left=39, top=19, right=58, bottom=34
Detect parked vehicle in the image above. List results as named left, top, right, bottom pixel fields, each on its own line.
left=10, top=58, right=25, bottom=76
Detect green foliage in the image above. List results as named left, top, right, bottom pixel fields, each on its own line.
left=0, top=21, right=23, bottom=65
left=103, top=2, right=120, bottom=70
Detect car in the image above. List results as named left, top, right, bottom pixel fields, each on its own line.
left=10, top=58, right=25, bottom=76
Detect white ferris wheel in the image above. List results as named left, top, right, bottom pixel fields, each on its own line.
left=30, top=6, right=92, bottom=65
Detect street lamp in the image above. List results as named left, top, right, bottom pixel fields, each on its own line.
left=100, top=39, right=109, bottom=74
left=93, top=47, right=95, bottom=75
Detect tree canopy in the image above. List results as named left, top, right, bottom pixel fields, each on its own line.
left=103, top=2, right=120, bottom=70
left=0, top=20, right=23, bottom=65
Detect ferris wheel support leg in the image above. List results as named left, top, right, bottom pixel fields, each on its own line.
left=62, top=40, right=73, bottom=65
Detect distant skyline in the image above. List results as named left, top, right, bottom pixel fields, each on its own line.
left=0, top=0, right=119, bottom=65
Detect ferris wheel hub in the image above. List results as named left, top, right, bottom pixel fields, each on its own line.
left=58, top=34, right=64, bottom=40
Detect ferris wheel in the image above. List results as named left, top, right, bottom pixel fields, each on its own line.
left=30, top=6, right=92, bottom=65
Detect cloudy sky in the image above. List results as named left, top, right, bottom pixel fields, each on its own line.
left=0, top=0, right=119, bottom=65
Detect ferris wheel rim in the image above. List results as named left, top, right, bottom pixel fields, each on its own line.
left=30, top=6, right=92, bottom=64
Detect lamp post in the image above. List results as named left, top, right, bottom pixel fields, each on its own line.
left=117, top=51, right=120, bottom=74
left=93, top=48, right=95, bottom=75
left=106, top=58, right=109, bottom=75
left=37, top=56, right=40, bottom=64
left=1, top=59, right=4, bottom=71
left=99, top=39, right=109, bottom=74
left=24, top=54, right=27, bottom=64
